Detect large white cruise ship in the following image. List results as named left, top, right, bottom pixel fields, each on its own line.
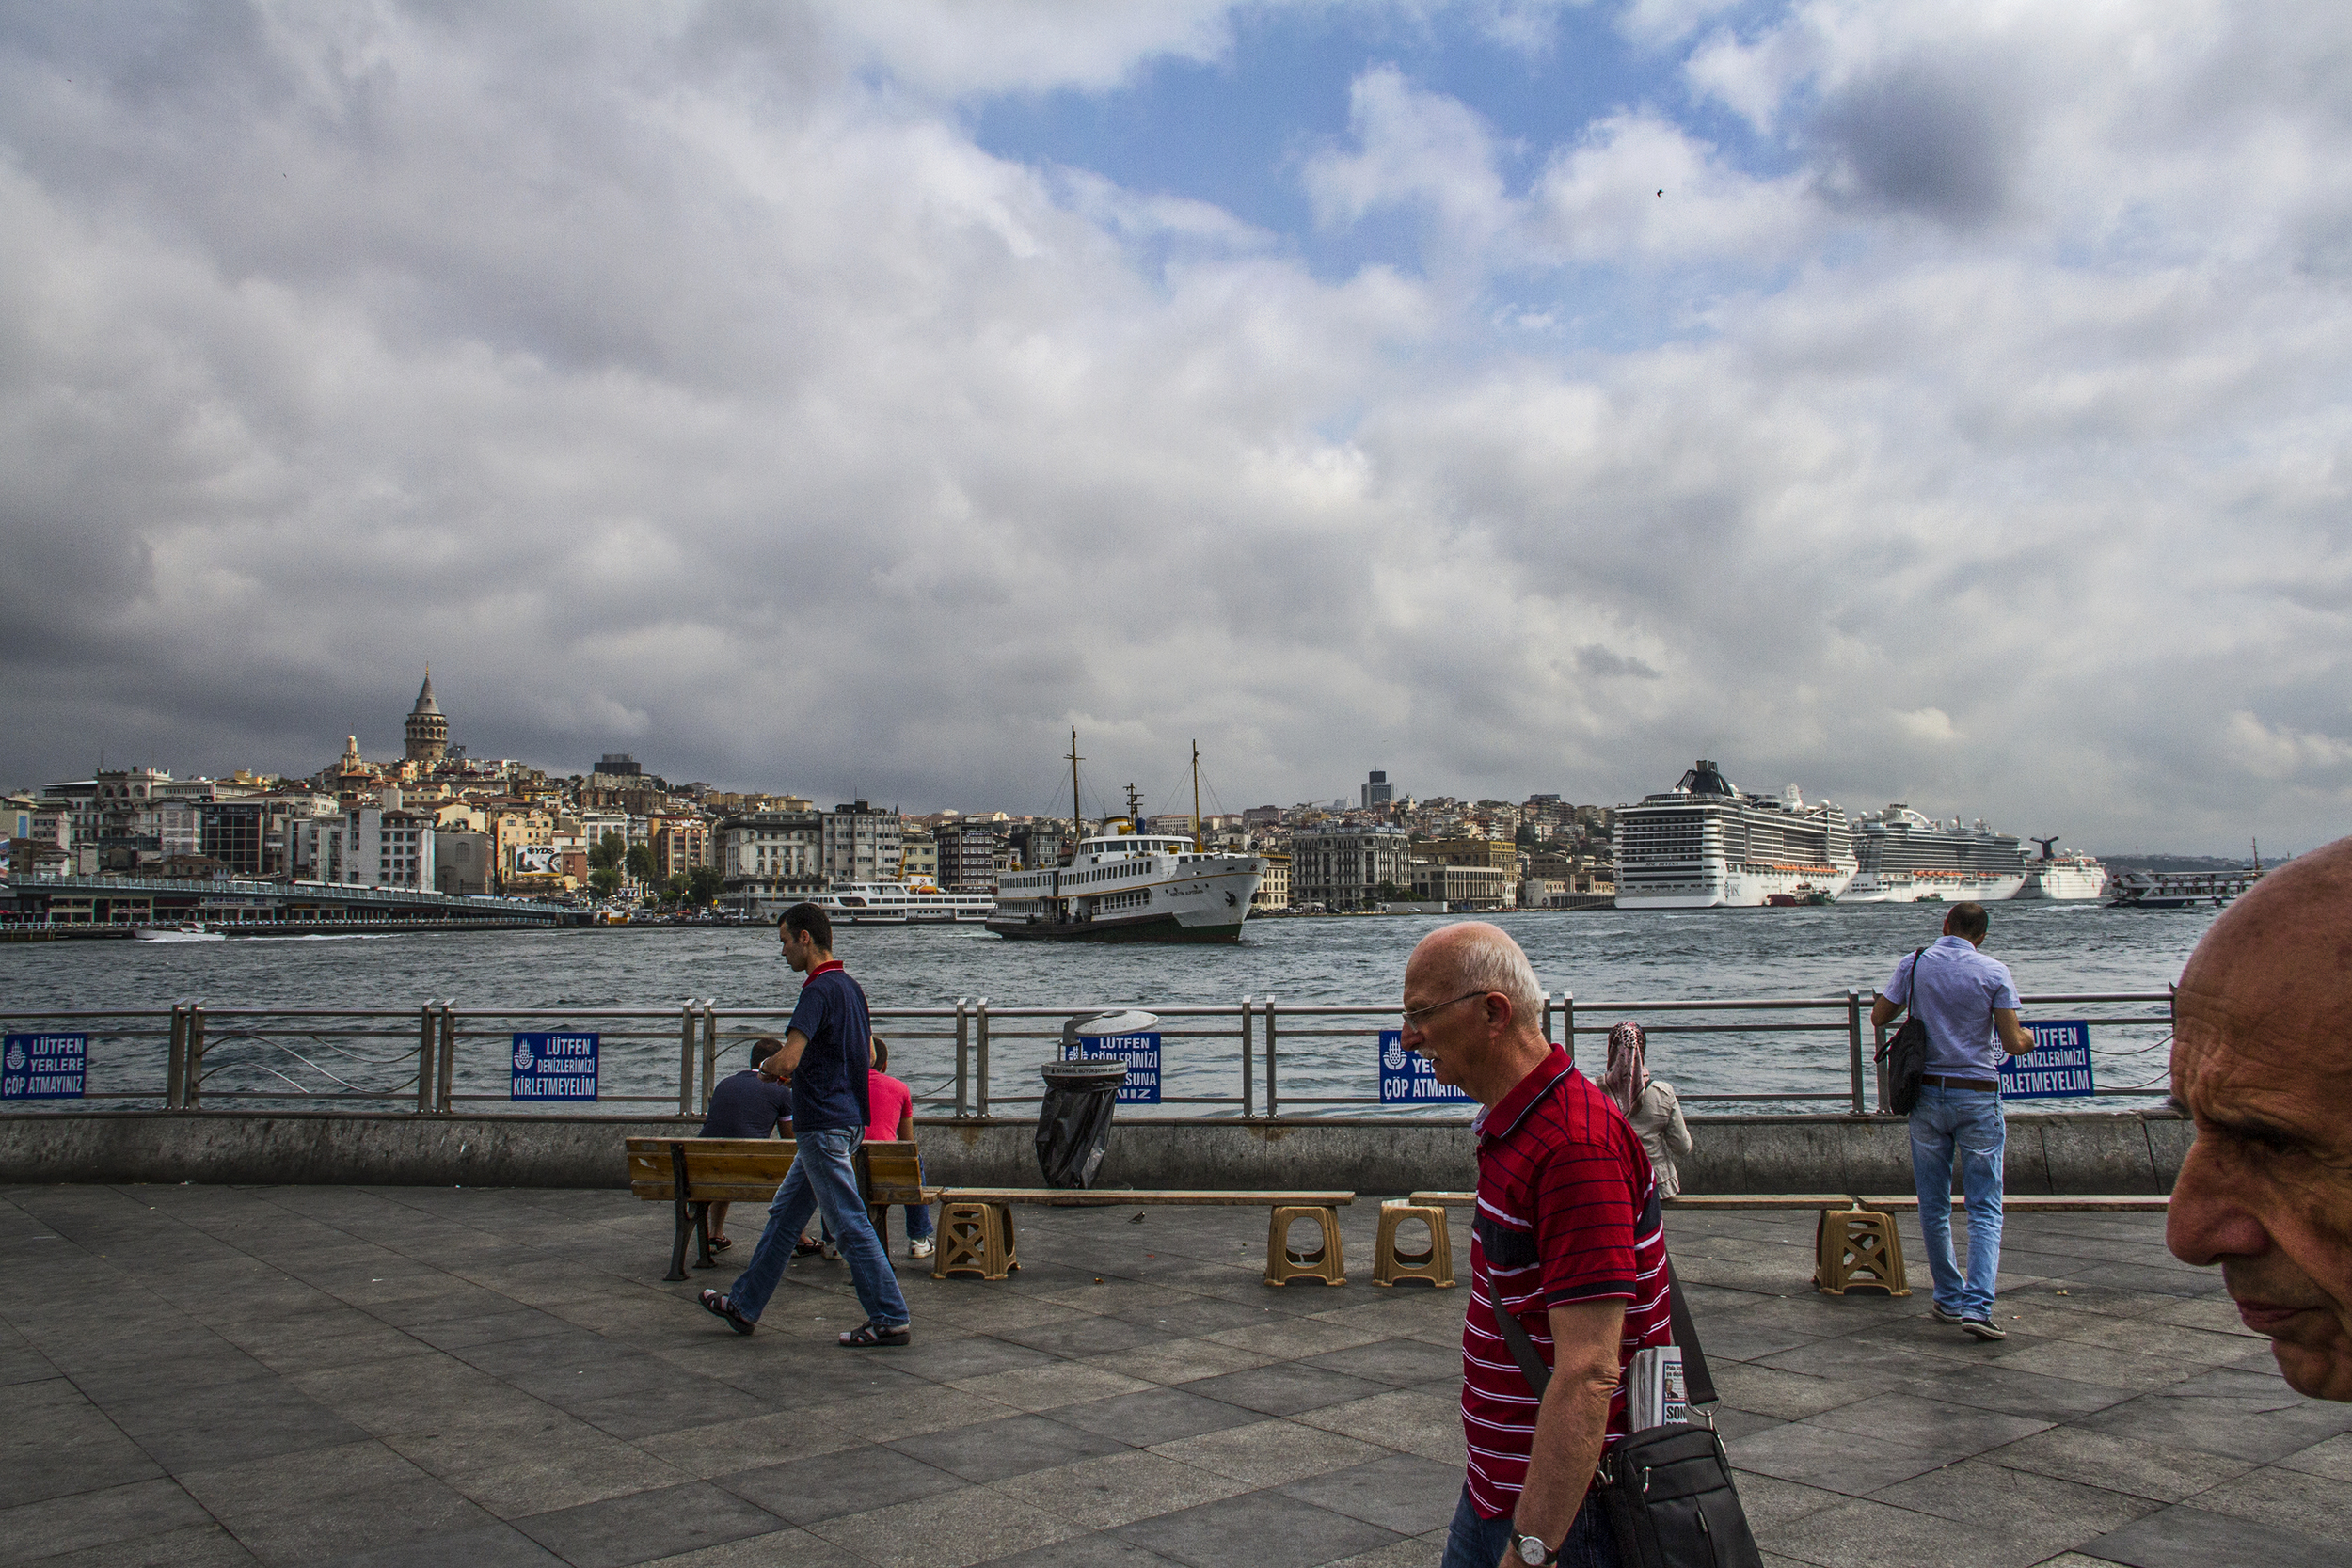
left=1843, top=805, right=2027, bottom=903
left=1613, top=761, right=1858, bottom=910
left=2013, top=837, right=2109, bottom=901
left=989, top=830, right=1264, bottom=942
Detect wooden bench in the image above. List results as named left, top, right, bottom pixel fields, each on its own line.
left=625, top=1137, right=933, bottom=1281
left=931, top=1189, right=1357, bottom=1286
left=1857, top=1194, right=2169, bottom=1212
left=1393, top=1191, right=1890, bottom=1294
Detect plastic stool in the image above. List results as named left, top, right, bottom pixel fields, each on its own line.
left=933, top=1199, right=1019, bottom=1280
left=1815, top=1206, right=1908, bottom=1295
left=1265, top=1205, right=1346, bottom=1287
left=1373, top=1201, right=1455, bottom=1288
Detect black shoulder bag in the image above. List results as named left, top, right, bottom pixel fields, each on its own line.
left=1874, top=946, right=1929, bottom=1115
left=1486, top=1267, right=1761, bottom=1568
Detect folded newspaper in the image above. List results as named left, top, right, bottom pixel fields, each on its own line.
left=1627, top=1344, right=1688, bottom=1431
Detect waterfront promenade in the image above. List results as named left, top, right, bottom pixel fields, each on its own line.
left=3, top=1186, right=2346, bottom=1567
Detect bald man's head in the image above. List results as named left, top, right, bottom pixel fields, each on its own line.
left=1401, top=922, right=1549, bottom=1108
left=2168, top=835, right=2352, bottom=1401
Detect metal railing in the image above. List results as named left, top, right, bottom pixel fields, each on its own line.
left=1, top=988, right=2175, bottom=1119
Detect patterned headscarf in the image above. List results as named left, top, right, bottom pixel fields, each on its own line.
left=1599, top=1021, right=1648, bottom=1117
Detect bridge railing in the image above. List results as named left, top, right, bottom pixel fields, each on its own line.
left=0, top=989, right=2175, bottom=1119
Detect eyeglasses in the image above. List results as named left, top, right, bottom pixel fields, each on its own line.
left=1398, top=990, right=1489, bottom=1035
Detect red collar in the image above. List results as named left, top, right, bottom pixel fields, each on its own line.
left=1479, top=1044, right=1573, bottom=1143
left=801, top=958, right=845, bottom=988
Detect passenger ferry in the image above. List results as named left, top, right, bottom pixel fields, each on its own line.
left=2106, top=867, right=2259, bottom=910
left=1613, top=761, right=1858, bottom=909
left=2014, top=837, right=2109, bottom=901
left=805, top=882, right=994, bottom=925
left=988, top=830, right=1263, bottom=942
left=1843, top=804, right=2026, bottom=903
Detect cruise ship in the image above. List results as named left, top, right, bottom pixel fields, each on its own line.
left=804, top=882, right=994, bottom=925
left=988, top=830, right=1264, bottom=942
left=2013, top=838, right=2109, bottom=901
left=1843, top=805, right=2026, bottom=903
left=1612, top=761, right=1858, bottom=910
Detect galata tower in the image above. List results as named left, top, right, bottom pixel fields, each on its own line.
left=405, top=671, right=449, bottom=763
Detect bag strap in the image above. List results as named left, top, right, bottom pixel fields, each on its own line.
left=1875, top=947, right=1926, bottom=1063
left=1483, top=1247, right=1718, bottom=1407
left=1484, top=1269, right=1552, bottom=1399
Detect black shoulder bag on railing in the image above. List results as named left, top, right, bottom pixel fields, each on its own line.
left=1486, top=1270, right=1761, bottom=1568
left=1874, top=945, right=1930, bottom=1115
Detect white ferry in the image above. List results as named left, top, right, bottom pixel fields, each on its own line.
left=1843, top=805, right=2026, bottom=903
left=806, top=882, right=994, bottom=925
left=2013, top=837, right=2109, bottom=901
left=2106, top=867, right=2259, bottom=910
left=989, top=830, right=1263, bottom=942
left=1612, top=761, right=1858, bottom=909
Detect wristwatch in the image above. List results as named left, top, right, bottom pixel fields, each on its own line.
left=1508, top=1528, right=1558, bottom=1565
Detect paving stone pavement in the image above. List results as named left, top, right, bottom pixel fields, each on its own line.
left=2, top=1183, right=2347, bottom=1567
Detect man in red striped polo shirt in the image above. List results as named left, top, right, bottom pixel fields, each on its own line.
left=1404, top=923, right=1673, bottom=1568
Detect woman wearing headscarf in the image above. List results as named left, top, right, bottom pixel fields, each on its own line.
left=1600, top=1021, right=1692, bottom=1196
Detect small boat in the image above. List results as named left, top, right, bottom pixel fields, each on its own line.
left=134, top=922, right=226, bottom=942
left=1796, top=883, right=1836, bottom=906
left=1763, top=893, right=1800, bottom=908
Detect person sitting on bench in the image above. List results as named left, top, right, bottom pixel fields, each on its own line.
left=694, top=1037, right=794, bottom=1251
left=866, top=1037, right=935, bottom=1260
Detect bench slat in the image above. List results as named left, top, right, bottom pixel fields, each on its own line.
left=1859, top=1193, right=2169, bottom=1212
left=940, top=1189, right=1353, bottom=1207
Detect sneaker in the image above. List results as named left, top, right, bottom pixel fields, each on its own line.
left=697, top=1289, right=755, bottom=1336
left=909, top=1237, right=935, bottom=1259
left=1961, top=1317, right=2007, bottom=1341
left=1930, top=1304, right=1965, bottom=1323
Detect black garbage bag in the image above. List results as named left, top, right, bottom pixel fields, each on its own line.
left=1036, top=1059, right=1129, bottom=1189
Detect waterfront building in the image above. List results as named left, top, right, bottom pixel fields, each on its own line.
left=1252, top=850, right=1292, bottom=911
left=1410, top=860, right=1514, bottom=911
left=943, top=826, right=1005, bottom=893
left=899, top=832, right=939, bottom=883
left=1359, top=770, right=1394, bottom=809
left=1290, top=823, right=1414, bottom=911
left=821, top=800, right=902, bottom=884
left=715, top=809, right=823, bottom=917
left=1425, top=837, right=1518, bottom=871
left=404, top=673, right=448, bottom=765
left=434, top=830, right=493, bottom=895
left=650, top=817, right=710, bottom=881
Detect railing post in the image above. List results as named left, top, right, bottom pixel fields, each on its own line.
left=954, top=997, right=970, bottom=1118
left=678, top=1000, right=698, bottom=1117
left=417, top=1003, right=437, bottom=1114
left=1542, top=992, right=1553, bottom=1047
left=1870, top=994, right=1887, bottom=1112
left=975, top=997, right=991, bottom=1118
left=1264, top=997, right=1279, bottom=1119
left=700, top=1005, right=718, bottom=1113
left=1562, top=990, right=1575, bottom=1063
left=1240, top=996, right=1255, bottom=1119
left=436, top=1004, right=455, bottom=1112
left=185, top=1005, right=207, bottom=1110
left=166, top=1003, right=187, bottom=1110
left=1846, top=990, right=1865, bottom=1116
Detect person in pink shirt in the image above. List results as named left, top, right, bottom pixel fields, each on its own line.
left=866, top=1037, right=934, bottom=1259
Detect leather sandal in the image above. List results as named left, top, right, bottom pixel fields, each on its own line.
left=837, top=1321, right=911, bottom=1348
left=698, top=1289, right=755, bottom=1336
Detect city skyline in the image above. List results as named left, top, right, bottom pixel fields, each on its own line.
left=4, top=6, right=2347, bottom=858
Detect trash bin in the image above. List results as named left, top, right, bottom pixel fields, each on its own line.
left=1036, top=1059, right=1129, bottom=1189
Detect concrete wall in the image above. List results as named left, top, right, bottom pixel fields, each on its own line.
left=0, top=1109, right=2190, bottom=1195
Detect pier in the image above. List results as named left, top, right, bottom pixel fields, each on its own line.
left=0, top=873, right=584, bottom=935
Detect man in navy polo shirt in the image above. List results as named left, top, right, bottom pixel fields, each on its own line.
left=1406, top=921, right=1669, bottom=1568
left=699, top=903, right=911, bottom=1347
left=1872, top=900, right=2036, bottom=1340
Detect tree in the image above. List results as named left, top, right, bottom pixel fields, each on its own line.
left=625, top=843, right=658, bottom=885
left=588, top=832, right=627, bottom=871
left=588, top=864, right=621, bottom=897
left=686, top=865, right=725, bottom=906
left=662, top=873, right=690, bottom=905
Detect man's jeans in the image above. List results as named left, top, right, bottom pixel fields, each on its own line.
left=726, top=1127, right=909, bottom=1328
left=1440, top=1486, right=1619, bottom=1568
left=1909, top=1085, right=2006, bottom=1320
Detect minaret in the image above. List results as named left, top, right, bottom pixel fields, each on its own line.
left=405, top=670, right=448, bottom=764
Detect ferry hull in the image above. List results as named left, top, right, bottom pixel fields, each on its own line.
left=1614, top=866, right=1856, bottom=911
left=985, top=912, right=1246, bottom=943
left=2013, top=865, right=2108, bottom=901
left=1840, top=874, right=2026, bottom=904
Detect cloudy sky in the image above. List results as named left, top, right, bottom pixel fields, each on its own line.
left=3, top=1, right=2347, bottom=853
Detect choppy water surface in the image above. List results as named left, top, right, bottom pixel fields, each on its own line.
left=2, top=903, right=2211, bottom=1115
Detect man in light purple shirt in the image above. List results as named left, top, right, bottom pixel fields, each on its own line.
left=1872, top=901, right=2036, bottom=1339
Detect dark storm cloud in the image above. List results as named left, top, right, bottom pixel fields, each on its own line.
left=1808, top=59, right=2025, bottom=227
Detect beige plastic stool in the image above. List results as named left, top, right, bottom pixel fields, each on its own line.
left=933, top=1199, right=1019, bottom=1280
left=1265, top=1205, right=1346, bottom=1287
left=1373, top=1201, right=1455, bottom=1288
left=1815, top=1206, right=1908, bottom=1295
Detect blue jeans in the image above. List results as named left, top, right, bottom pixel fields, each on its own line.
left=726, top=1126, right=909, bottom=1328
left=1910, top=1085, right=2006, bottom=1319
left=1441, top=1486, right=1619, bottom=1568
